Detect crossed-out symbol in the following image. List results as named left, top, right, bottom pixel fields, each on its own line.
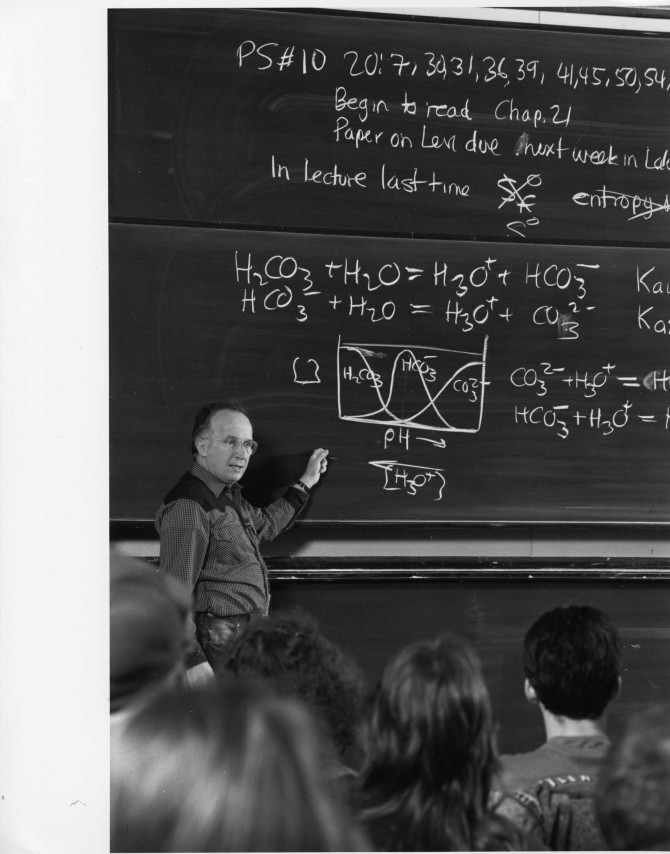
left=497, top=173, right=542, bottom=237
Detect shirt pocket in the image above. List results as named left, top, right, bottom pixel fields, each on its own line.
left=211, top=510, right=245, bottom=544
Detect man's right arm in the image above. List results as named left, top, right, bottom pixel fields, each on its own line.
left=157, top=499, right=210, bottom=668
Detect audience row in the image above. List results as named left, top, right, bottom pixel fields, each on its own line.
left=110, top=551, right=670, bottom=851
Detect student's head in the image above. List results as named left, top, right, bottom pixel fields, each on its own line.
left=110, top=550, right=190, bottom=713
left=366, top=633, right=496, bottom=796
left=111, top=679, right=368, bottom=852
left=226, top=611, right=367, bottom=760
left=358, top=634, right=518, bottom=850
left=191, top=400, right=256, bottom=483
left=523, top=605, right=621, bottom=720
left=596, top=703, right=670, bottom=850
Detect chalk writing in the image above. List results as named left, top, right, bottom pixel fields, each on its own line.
left=110, top=8, right=670, bottom=522
left=220, top=28, right=670, bottom=246
left=337, top=337, right=488, bottom=433
left=223, top=241, right=670, bottom=471
left=556, top=62, right=670, bottom=93
left=572, top=187, right=670, bottom=221
left=224, top=23, right=670, bottom=245
left=234, top=249, right=601, bottom=330
left=636, top=263, right=670, bottom=335
left=498, top=172, right=543, bottom=237
left=369, top=460, right=447, bottom=500
left=510, top=353, right=669, bottom=440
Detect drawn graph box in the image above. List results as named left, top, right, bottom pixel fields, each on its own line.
left=337, top=337, right=488, bottom=433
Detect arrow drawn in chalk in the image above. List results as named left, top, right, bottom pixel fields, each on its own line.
left=416, top=436, right=447, bottom=448
left=369, top=460, right=398, bottom=472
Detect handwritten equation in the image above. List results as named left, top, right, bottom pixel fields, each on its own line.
left=223, top=241, right=670, bottom=502
left=234, top=249, right=605, bottom=336
left=511, top=361, right=670, bottom=439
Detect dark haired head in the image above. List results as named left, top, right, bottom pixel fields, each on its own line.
left=523, top=605, right=621, bottom=719
left=111, top=679, right=369, bottom=852
left=357, top=634, right=521, bottom=851
left=191, top=400, right=249, bottom=458
left=596, top=703, right=670, bottom=851
left=225, top=611, right=367, bottom=760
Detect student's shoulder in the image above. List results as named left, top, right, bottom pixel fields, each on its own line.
left=497, top=744, right=555, bottom=791
left=499, top=743, right=549, bottom=771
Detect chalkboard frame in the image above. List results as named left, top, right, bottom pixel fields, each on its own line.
left=135, top=549, right=670, bottom=579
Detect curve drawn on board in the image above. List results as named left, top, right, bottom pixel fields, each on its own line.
left=337, top=335, right=489, bottom=433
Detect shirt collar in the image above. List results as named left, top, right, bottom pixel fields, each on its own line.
left=189, top=461, right=240, bottom=498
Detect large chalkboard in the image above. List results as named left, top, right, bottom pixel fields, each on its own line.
left=108, top=8, right=670, bottom=524
left=109, top=7, right=670, bottom=243
left=110, top=223, right=669, bottom=523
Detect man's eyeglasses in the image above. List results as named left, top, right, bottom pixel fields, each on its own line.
left=210, top=437, right=259, bottom=455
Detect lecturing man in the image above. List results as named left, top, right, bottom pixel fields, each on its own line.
left=156, top=400, right=329, bottom=680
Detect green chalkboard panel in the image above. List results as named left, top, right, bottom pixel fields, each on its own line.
left=108, top=8, right=670, bottom=244
left=110, top=223, right=670, bottom=523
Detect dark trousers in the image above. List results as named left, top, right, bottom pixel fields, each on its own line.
left=195, top=611, right=264, bottom=673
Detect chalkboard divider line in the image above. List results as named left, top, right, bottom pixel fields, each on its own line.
left=108, top=217, right=670, bottom=252
left=300, top=520, right=670, bottom=526
left=136, top=553, right=670, bottom=579
left=264, top=556, right=670, bottom=569
left=132, top=552, right=670, bottom=569
left=267, top=568, right=670, bottom=582
left=111, top=519, right=670, bottom=532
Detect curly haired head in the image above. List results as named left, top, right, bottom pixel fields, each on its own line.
left=226, top=611, right=367, bottom=759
